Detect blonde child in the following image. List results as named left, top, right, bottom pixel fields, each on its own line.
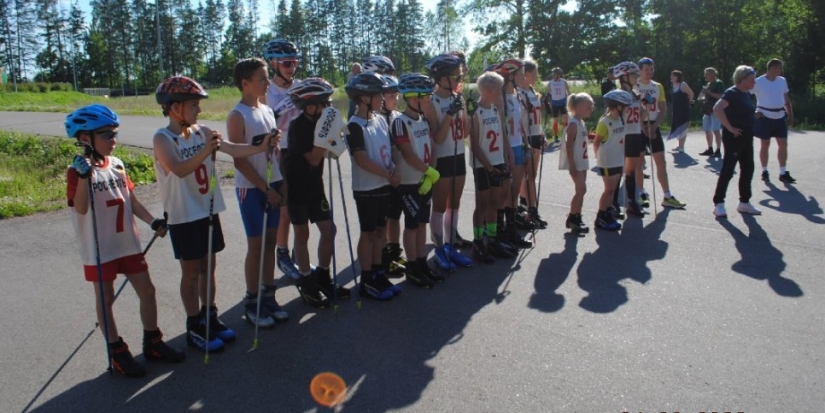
left=593, top=90, right=634, bottom=231
left=559, top=93, right=594, bottom=233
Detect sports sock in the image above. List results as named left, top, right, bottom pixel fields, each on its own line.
left=486, top=222, right=497, bottom=238
left=626, top=172, right=636, bottom=204
left=763, top=166, right=769, bottom=173
left=780, top=166, right=787, bottom=174
left=664, top=191, right=672, bottom=198
left=430, top=211, right=444, bottom=246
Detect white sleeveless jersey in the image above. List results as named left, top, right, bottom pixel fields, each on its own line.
left=637, top=80, right=666, bottom=121
left=266, top=79, right=302, bottom=149
left=154, top=127, right=226, bottom=225
left=623, top=99, right=642, bottom=134
left=391, top=113, right=432, bottom=185
left=349, top=115, right=394, bottom=191
left=518, top=87, right=543, bottom=136
left=504, top=93, right=523, bottom=147
left=559, top=117, right=589, bottom=171
left=548, top=79, right=568, bottom=101
left=431, top=93, right=466, bottom=158
left=595, top=116, right=625, bottom=169
left=473, top=104, right=505, bottom=168
left=230, top=102, right=283, bottom=188
left=69, top=156, right=143, bottom=266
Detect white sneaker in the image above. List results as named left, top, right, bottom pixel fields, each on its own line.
left=737, top=202, right=762, bottom=215
left=713, top=203, right=727, bottom=218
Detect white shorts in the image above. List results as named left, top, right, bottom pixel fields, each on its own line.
left=702, top=114, right=721, bottom=131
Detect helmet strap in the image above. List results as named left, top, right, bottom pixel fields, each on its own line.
left=274, top=63, right=293, bottom=86
left=620, top=76, right=634, bottom=91
left=85, top=135, right=105, bottom=163
left=168, top=103, right=192, bottom=138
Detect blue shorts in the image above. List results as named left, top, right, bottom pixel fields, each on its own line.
left=702, top=114, right=721, bottom=131
left=754, top=115, right=788, bottom=139
left=236, top=181, right=283, bottom=237
left=511, top=144, right=525, bottom=166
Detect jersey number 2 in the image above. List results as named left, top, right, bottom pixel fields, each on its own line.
left=487, top=130, right=500, bottom=152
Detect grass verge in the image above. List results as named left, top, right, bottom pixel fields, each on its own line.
left=0, top=131, right=155, bottom=219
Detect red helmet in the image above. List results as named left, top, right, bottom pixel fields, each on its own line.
left=155, top=76, right=209, bottom=106
left=492, top=59, right=525, bottom=77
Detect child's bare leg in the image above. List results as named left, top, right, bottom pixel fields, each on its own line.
left=127, top=271, right=158, bottom=331
left=93, top=281, right=119, bottom=342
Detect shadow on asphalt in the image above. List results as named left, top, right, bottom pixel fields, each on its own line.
left=529, top=232, right=581, bottom=313
left=718, top=215, right=803, bottom=297
left=26, top=252, right=516, bottom=412
left=759, top=181, right=825, bottom=224
left=575, top=208, right=670, bottom=313
left=670, top=151, right=699, bottom=169
left=703, top=154, right=723, bottom=175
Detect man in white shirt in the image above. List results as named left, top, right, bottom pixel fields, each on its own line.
left=753, top=58, right=795, bottom=183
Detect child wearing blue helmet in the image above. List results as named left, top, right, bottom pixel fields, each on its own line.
left=66, top=104, right=185, bottom=378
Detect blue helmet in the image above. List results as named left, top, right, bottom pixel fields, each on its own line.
left=345, top=72, right=386, bottom=100
left=398, top=73, right=434, bottom=95
left=381, top=75, right=399, bottom=93
left=65, top=104, right=120, bottom=138
left=264, top=39, right=299, bottom=60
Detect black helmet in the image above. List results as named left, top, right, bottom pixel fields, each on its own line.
left=345, top=72, right=385, bottom=100
left=425, top=54, right=463, bottom=79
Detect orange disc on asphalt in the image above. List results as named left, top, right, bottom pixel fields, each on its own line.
left=310, top=372, right=347, bottom=407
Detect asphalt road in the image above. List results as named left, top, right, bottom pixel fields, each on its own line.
left=1, top=111, right=824, bottom=412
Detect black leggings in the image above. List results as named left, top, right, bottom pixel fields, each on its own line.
left=713, top=130, right=754, bottom=205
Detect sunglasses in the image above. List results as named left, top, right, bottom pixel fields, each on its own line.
left=94, top=130, right=118, bottom=141
left=403, top=92, right=433, bottom=98
left=278, top=60, right=298, bottom=68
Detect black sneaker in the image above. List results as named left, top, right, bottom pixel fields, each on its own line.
left=506, top=227, right=533, bottom=249
left=472, top=239, right=494, bottom=264
left=488, top=239, right=516, bottom=259
left=714, top=149, right=721, bottom=158
left=404, top=262, right=435, bottom=288
left=375, top=270, right=402, bottom=295
left=110, top=338, right=147, bottom=378
left=359, top=273, right=394, bottom=301
left=565, top=214, right=589, bottom=234
left=699, top=148, right=714, bottom=156
left=186, top=315, right=225, bottom=353
left=595, top=212, right=621, bottom=231
left=639, top=193, right=650, bottom=208
left=514, top=212, right=535, bottom=231
left=626, top=200, right=645, bottom=218
left=419, top=263, right=446, bottom=283
left=143, top=330, right=185, bottom=363
left=314, top=266, right=351, bottom=300
left=206, top=306, right=236, bottom=343
left=761, top=171, right=770, bottom=182
left=528, top=208, right=548, bottom=229
left=608, top=205, right=625, bottom=221
left=779, top=171, right=796, bottom=183
left=296, top=273, right=330, bottom=308
left=453, top=232, right=473, bottom=249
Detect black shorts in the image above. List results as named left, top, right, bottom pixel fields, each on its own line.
left=474, top=164, right=507, bottom=191
left=624, top=133, right=644, bottom=157
left=387, top=187, right=403, bottom=220
left=353, top=186, right=391, bottom=232
left=288, top=196, right=330, bottom=225
left=528, top=135, right=544, bottom=149
left=435, top=153, right=467, bottom=178
left=168, top=214, right=226, bottom=261
left=642, top=122, right=665, bottom=154
left=754, top=115, right=788, bottom=139
left=596, top=166, right=623, bottom=177
left=551, top=105, right=566, bottom=118
left=398, top=184, right=432, bottom=229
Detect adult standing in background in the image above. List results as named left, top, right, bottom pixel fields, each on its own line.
left=347, top=62, right=362, bottom=119
left=712, top=65, right=761, bottom=217
left=753, top=58, right=795, bottom=183
left=601, top=66, right=616, bottom=97
left=546, top=67, right=570, bottom=143
left=668, top=69, right=694, bottom=153
left=699, top=67, right=724, bottom=157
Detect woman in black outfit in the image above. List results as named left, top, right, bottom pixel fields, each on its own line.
left=712, top=65, right=761, bottom=218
